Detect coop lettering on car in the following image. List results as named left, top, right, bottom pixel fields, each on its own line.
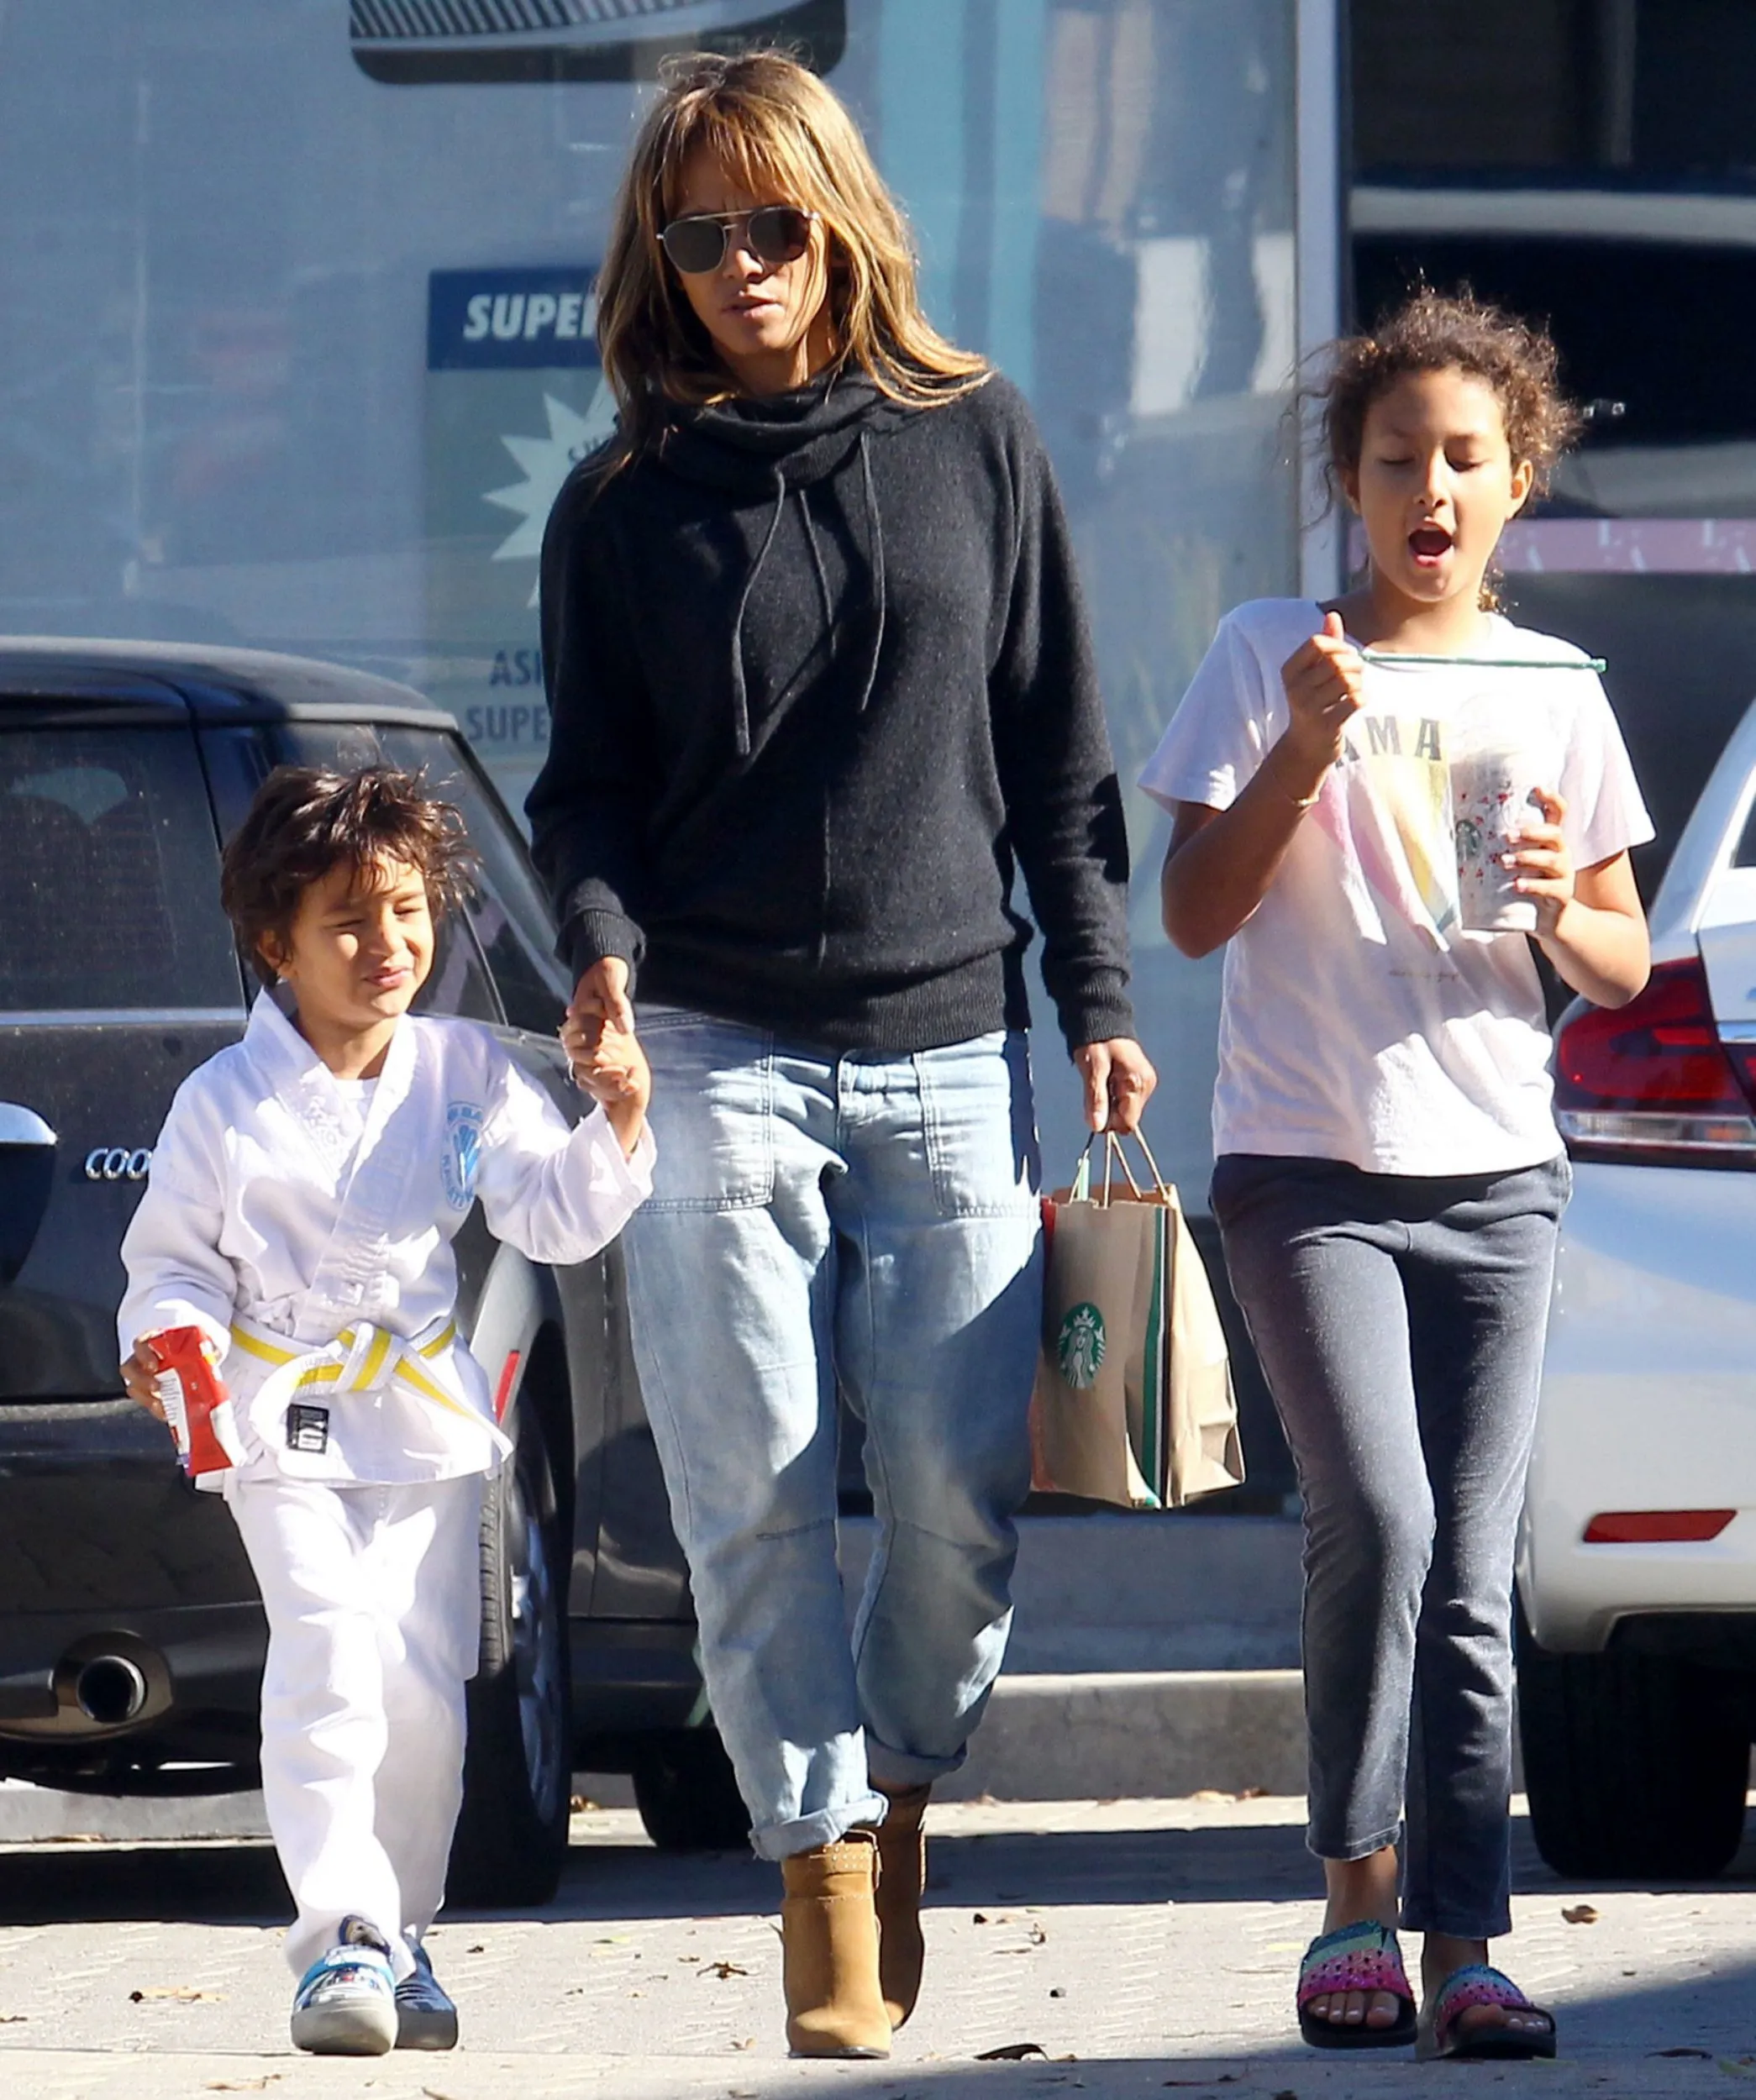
left=85, top=1147, right=152, bottom=1182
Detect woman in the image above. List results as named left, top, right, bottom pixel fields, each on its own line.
left=528, top=48, right=1153, bottom=2061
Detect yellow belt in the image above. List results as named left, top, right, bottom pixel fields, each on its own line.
left=228, top=1315, right=475, bottom=1426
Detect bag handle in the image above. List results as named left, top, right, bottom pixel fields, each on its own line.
left=1073, top=1127, right=1173, bottom=1208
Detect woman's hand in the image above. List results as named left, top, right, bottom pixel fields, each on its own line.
left=1073, top=1038, right=1158, bottom=1134
left=121, top=1336, right=167, bottom=1420
left=569, top=957, right=634, bottom=1037
left=1506, top=787, right=1574, bottom=933
left=1276, top=610, right=1366, bottom=795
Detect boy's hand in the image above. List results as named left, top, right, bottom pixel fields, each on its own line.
left=122, top=1336, right=167, bottom=1420
left=561, top=1012, right=651, bottom=1159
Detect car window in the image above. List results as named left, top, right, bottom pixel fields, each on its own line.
left=259, top=722, right=501, bottom=1026
left=0, top=724, right=242, bottom=1014
left=381, top=728, right=570, bottom=1037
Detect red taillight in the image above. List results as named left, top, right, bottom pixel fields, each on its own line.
left=1556, top=958, right=1747, bottom=1112
left=1583, top=1509, right=1737, bottom=1543
left=1554, top=956, right=1756, bottom=1159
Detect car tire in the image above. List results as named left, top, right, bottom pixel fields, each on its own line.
left=630, top=1728, right=750, bottom=1852
left=448, top=1405, right=571, bottom=1907
left=1517, top=1613, right=1749, bottom=1880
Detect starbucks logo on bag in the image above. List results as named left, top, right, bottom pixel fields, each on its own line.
left=1058, top=1302, right=1106, bottom=1389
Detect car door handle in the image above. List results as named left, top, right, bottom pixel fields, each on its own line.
left=0, top=1104, right=55, bottom=1147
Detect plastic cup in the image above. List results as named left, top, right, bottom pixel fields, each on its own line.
left=1450, top=736, right=1547, bottom=934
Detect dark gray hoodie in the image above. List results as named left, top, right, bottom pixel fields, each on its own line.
left=528, top=367, right=1134, bottom=1053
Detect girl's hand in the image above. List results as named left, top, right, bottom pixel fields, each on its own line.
left=1507, top=787, right=1574, bottom=934
left=1073, top=1038, right=1158, bottom=1135
left=1277, top=612, right=1367, bottom=785
left=122, top=1336, right=166, bottom=1420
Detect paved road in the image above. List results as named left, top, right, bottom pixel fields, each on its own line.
left=2, top=1795, right=1753, bottom=2099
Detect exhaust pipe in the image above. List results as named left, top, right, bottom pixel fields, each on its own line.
left=73, top=1655, right=150, bottom=1726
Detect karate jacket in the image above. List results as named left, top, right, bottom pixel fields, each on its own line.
left=118, top=992, right=654, bottom=1487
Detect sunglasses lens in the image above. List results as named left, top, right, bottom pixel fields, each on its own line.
left=749, top=207, right=812, bottom=265
left=661, top=218, right=726, bottom=275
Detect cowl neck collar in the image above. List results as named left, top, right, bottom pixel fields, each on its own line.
left=655, top=368, right=907, bottom=495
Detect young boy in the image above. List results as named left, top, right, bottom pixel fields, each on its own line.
left=118, top=764, right=651, bottom=2057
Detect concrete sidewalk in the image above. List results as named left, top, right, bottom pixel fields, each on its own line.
left=2, top=1794, right=1753, bottom=2099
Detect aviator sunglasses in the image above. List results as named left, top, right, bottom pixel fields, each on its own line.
left=660, top=204, right=818, bottom=276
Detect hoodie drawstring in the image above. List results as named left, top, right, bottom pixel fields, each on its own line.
left=728, top=434, right=887, bottom=759
left=728, top=464, right=788, bottom=759
left=855, top=431, right=887, bottom=717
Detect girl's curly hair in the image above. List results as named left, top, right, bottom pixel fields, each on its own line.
left=1314, top=286, right=1580, bottom=507
left=220, top=764, right=479, bottom=986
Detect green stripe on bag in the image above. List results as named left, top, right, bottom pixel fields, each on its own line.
left=1139, top=1207, right=1168, bottom=1509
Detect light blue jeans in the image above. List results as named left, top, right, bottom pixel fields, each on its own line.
left=623, top=1011, right=1044, bottom=1861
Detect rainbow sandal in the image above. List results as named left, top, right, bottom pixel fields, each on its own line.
left=1296, top=1920, right=1417, bottom=2050
left=1417, top=1964, right=1557, bottom=2062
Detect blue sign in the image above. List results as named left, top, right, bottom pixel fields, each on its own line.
left=427, top=268, right=601, bottom=371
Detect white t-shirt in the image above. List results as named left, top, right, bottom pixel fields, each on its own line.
left=1140, top=597, right=1653, bottom=1176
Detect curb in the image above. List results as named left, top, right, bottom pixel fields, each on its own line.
left=0, top=1669, right=1308, bottom=1841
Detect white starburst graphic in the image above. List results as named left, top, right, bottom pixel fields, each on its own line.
left=485, top=382, right=618, bottom=604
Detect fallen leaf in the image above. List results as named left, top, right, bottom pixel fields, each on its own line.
left=700, top=1961, right=748, bottom=1979
left=466, top=1943, right=485, bottom=1954
left=0, top=2016, right=24, bottom=2025
left=421, top=2089, right=462, bottom=2100
left=1237, top=1784, right=1269, bottom=1800
left=1561, top=1903, right=1599, bottom=1924
left=569, top=1794, right=599, bottom=1813
left=731, top=2038, right=755, bottom=2050
left=1191, top=1788, right=1230, bottom=1803
left=204, top=2082, right=281, bottom=2094
left=976, top=2042, right=1048, bottom=2061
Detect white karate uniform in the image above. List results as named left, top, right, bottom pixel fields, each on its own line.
left=118, top=992, right=653, bottom=1976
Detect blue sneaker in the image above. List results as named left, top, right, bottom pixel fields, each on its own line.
left=289, top=1916, right=397, bottom=2056
left=395, top=1940, right=459, bottom=2050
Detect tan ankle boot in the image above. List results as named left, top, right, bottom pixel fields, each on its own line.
left=780, top=1832, right=891, bottom=2058
left=874, top=1780, right=931, bottom=2027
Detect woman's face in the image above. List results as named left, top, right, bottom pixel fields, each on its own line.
left=1344, top=366, right=1535, bottom=613
left=666, top=146, right=835, bottom=396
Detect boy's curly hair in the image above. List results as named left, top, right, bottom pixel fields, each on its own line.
left=1314, top=286, right=1580, bottom=507
left=220, top=764, right=479, bottom=987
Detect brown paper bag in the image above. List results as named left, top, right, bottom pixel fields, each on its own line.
left=1029, top=1132, right=1243, bottom=1509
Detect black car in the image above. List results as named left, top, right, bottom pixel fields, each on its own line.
left=0, top=638, right=747, bottom=1899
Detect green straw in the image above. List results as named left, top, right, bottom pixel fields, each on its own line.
left=1362, top=648, right=1606, bottom=672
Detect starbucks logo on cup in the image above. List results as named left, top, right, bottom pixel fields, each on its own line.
left=1058, top=1302, right=1106, bottom=1390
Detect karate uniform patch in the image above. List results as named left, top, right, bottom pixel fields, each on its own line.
left=286, top=1403, right=331, bottom=1455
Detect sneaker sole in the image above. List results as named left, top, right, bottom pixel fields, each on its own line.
left=396, top=2005, right=460, bottom=2050
left=291, top=2001, right=397, bottom=2055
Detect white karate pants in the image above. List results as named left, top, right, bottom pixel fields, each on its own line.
left=224, top=1472, right=486, bottom=1980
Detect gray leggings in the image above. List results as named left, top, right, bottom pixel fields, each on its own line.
left=1212, top=1152, right=1569, bottom=1940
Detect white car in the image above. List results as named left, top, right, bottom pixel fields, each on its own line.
left=1517, top=701, right=1756, bottom=1879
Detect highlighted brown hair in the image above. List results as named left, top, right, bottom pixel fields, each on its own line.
left=1315, top=287, right=1581, bottom=507
left=595, top=48, right=987, bottom=462
left=220, top=765, right=478, bottom=986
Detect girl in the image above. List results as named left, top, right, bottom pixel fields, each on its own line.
left=528, top=48, right=1153, bottom=2061
left=1144, top=291, right=1651, bottom=2061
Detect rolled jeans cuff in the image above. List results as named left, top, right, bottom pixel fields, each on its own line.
left=753, top=1791, right=889, bottom=1863
left=865, top=1736, right=969, bottom=1792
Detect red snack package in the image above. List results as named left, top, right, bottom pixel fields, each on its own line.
left=151, top=1326, right=243, bottom=1476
